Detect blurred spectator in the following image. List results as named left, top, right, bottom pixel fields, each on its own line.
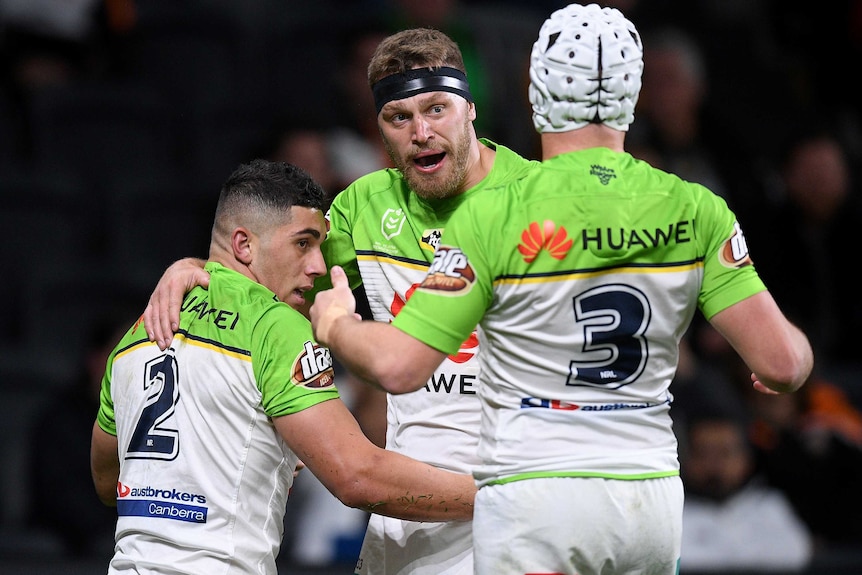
left=765, top=0, right=862, bottom=146
left=328, top=22, right=393, bottom=187
left=746, top=126, right=862, bottom=368
left=747, top=373, right=862, bottom=551
left=259, top=122, right=342, bottom=202
left=669, top=327, right=748, bottom=439
left=26, top=313, right=130, bottom=558
left=0, top=0, right=136, bottom=159
left=627, top=26, right=765, bottom=227
left=680, top=409, right=814, bottom=573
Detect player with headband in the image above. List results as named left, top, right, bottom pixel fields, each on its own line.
left=143, top=28, right=537, bottom=574
left=310, top=4, right=814, bottom=574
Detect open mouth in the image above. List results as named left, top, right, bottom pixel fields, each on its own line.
left=413, top=151, right=446, bottom=170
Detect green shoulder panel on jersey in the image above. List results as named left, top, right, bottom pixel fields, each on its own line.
left=393, top=147, right=765, bottom=351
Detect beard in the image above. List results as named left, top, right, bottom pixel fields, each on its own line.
left=384, top=117, right=473, bottom=201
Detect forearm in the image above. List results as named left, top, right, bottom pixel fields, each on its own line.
left=325, top=313, right=444, bottom=393
left=90, top=422, right=120, bottom=507
left=281, top=403, right=475, bottom=522
left=751, top=321, right=813, bottom=393
left=323, top=312, right=395, bottom=389
left=340, top=450, right=475, bottom=521
left=710, top=291, right=814, bottom=393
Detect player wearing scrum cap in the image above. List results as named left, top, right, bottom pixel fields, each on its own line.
left=143, top=28, right=536, bottom=575
left=310, top=4, right=814, bottom=574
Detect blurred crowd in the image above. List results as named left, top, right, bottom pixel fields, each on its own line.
left=1, top=0, right=861, bottom=573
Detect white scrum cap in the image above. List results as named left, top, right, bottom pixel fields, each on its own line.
left=529, top=3, right=643, bottom=133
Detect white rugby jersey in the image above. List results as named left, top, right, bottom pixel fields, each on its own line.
left=316, top=139, right=536, bottom=474
left=97, top=263, right=338, bottom=574
left=394, top=148, right=766, bottom=487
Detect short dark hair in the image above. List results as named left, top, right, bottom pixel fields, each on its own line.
left=213, top=159, right=327, bottom=237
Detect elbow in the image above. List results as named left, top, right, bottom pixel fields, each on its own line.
left=760, top=345, right=815, bottom=394
left=95, top=487, right=118, bottom=508
left=372, top=353, right=433, bottom=394
left=333, top=484, right=372, bottom=510
left=377, top=371, right=423, bottom=395
left=326, top=467, right=380, bottom=510
left=776, top=354, right=814, bottom=393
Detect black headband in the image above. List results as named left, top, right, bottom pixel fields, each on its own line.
left=372, top=67, right=473, bottom=114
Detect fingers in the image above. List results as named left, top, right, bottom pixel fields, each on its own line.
left=144, top=261, right=209, bottom=350
left=330, top=265, right=348, bottom=289
left=143, top=302, right=157, bottom=343
left=751, top=372, right=781, bottom=395
left=157, top=278, right=179, bottom=350
left=753, top=380, right=780, bottom=395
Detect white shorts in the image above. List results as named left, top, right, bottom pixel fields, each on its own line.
left=353, top=514, right=473, bottom=575
left=473, top=476, right=683, bottom=575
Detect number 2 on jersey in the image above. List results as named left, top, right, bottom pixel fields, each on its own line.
left=127, top=353, right=180, bottom=460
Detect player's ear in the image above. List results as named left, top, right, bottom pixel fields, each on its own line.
left=467, top=101, right=477, bottom=122
left=232, top=227, right=254, bottom=265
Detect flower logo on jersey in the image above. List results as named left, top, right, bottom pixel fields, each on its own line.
left=390, top=282, right=479, bottom=364
left=291, top=341, right=335, bottom=388
left=421, top=228, right=443, bottom=252
left=518, top=220, right=573, bottom=263
left=718, top=221, right=754, bottom=269
left=381, top=208, right=407, bottom=240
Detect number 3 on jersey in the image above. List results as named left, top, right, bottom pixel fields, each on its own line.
left=569, top=284, right=650, bottom=388
left=127, top=352, right=180, bottom=460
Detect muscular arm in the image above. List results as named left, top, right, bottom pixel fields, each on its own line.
left=90, top=422, right=120, bottom=507
left=708, top=290, right=814, bottom=394
left=311, top=266, right=446, bottom=394
left=275, top=399, right=474, bottom=521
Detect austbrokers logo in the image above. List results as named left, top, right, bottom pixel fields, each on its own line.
left=292, top=341, right=335, bottom=388
left=116, top=481, right=207, bottom=503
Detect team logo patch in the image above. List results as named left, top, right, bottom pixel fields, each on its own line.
left=420, top=246, right=475, bottom=295
left=518, top=220, right=573, bottom=263
left=381, top=208, right=407, bottom=240
left=590, top=164, right=616, bottom=185
left=292, top=341, right=335, bottom=388
left=718, top=222, right=753, bottom=269
left=421, top=228, right=443, bottom=252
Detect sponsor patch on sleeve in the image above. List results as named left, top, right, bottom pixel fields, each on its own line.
left=718, top=222, right=753, bottom=269
left=291, top=341, right=335, bottom=388
left=419, top=246, right=475, bottom=296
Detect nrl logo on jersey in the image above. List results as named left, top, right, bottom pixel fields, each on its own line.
left=292, top=341, right=335, bottom=388
left=718, top=221, right=753, bottom=269
left=421, top=228, right=443, bottom=252
left=420, top=246, right=475, bottom=295
left=381, top=208, right=407, bottom=240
